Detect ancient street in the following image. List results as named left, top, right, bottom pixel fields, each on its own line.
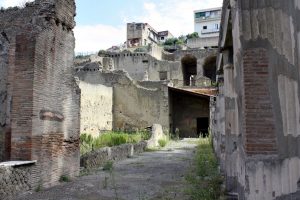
left=16, top=139, right=198, bottom=200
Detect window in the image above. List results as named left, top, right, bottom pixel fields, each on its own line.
left=161, top=37, right=165, bottom=40
left=159, top=71, right=168, bottom=80
left=203, top=26, right=207, bottom=30
left=215, top=24, right=219, bottom=29
left=195, top=12, right=205, bottom=18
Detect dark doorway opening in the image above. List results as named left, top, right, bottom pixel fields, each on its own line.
left=203, top=55, right=217, bottom=82
left=169, top=87, right=210, bottom=138
left=181, top=55, right=197, bottom=86
left=197, top=117, right=209, bottom=137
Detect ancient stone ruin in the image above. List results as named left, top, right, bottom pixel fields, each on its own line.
left=211, top=0, right=300, bottom=199
left=0, top=0, right=80, bottom=196
left=2, top=0, right=300, bottom=199
left=75, top=49, right=217, bottom=138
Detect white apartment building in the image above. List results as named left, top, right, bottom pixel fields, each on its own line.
left=194, top=7, right=222, bottom=38
left=189, top=7, right=222, bottom=49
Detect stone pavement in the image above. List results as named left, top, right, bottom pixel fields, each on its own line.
left=15, top=139, right=198, bottom=200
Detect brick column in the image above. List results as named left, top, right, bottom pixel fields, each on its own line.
left=242, top=48, right=278, bottom=155
left=10, top=34, right=35, bottom=160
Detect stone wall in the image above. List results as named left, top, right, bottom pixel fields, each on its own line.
left=80, top=141, right=147, bottom=169
left=0, top=0, right=80, bottom=188
left=78, top=81, right=113, bottom=135
left=109, top=52, right=182, bottom=82
left=0, top=162, right=36, bottom=199
left=76, top=70, right=170, bottom=133
left=212, top=0, right=300, bottom=199
left=187, top=37, right=219, bottom=49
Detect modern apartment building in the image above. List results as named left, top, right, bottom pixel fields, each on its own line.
left=127, top=22, right=173, bottom=48
left=194, top=7, right=222, bottom=38
left=189, top=7, right=222, bottom=49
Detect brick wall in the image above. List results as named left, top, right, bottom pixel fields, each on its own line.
left=0, top=34, right=9, bottom=162
left=242, top=48, right=277, bottom=155
left=0, top=0, right=79, bottom=189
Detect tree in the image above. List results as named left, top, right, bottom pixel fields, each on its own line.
left=186, top=32, right=199, bottom=39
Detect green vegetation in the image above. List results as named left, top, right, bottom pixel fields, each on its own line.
left=186, top=137, right=224, bottom=200
left=163, top=32, right=199, bottom=46
left=98, top=49, right=109, bottom=57
left=186, top=32, right=199, bottom=39
left=80, top=131, right=151, bottom=155
left=158, top=139, right=167, bottom=147
left=59, top=175, right=71, bottom=183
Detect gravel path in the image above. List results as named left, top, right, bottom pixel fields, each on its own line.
left=16, top=139, right=198, bottom=200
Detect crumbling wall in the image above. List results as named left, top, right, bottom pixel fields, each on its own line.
left=77, top=71, right=113, bottom=135
left=110, top=53, right=182, bottom=82
left=0, top=0, right=79, bottom=189
left=213, top=0, right=300, bottom=199
left=114, top=78, right=169, bottom=132
left=76, top=70, right=169, bottom=133
left=174, top=49, right=218, bottom=77
left=0, top=164, right=35, bottom=198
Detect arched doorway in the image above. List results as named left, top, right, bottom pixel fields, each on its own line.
left=203, top=55, right=217, bottom=82
left=181, top=54, right=197, bottom=86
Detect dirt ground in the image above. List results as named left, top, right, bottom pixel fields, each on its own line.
left=16, top=139, right=198, bottom=200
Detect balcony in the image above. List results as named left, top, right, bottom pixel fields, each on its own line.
left=201, top=28, right=219, bottom=34
left=195, top=15, right=221, bottom=22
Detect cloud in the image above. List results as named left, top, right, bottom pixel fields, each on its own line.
left=0, top=0, right=34, bottom=8
left=0, top=0, right=223, bottom=53
left=74, top=24, right=126, bottom=54
left=124, top=0, right=223, bottom=36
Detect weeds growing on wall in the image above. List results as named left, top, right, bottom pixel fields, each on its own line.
left=186, top=137, right=224, bottom=200
left=80, top=131, right=151, bottom=155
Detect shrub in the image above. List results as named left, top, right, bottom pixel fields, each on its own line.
left=158, top=139, right=167, bottom=147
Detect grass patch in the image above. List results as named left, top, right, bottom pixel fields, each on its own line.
left=80, top=131, right=151, bottom=155
left=186, top=137, right=224, bottom=200
left=158, top=139, right=167, bottom=147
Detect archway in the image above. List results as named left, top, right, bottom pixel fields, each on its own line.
left=203, top=55, right=217, bottom=82
left=181, top=54, right=197, bottom=86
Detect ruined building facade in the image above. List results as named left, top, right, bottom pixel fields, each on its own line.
left=212, top=0, right=300, bottom=199
left=0, top=0, right=80, bottom=189
left=76, top=47, right=217, bottom=138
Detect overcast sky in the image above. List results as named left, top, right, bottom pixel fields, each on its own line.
left=0, top=0, right=223, bottom=53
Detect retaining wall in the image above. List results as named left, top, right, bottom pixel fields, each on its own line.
left=80, top=141, right=147, bottom=169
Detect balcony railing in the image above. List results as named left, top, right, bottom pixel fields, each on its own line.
left=195, top=15, right=221, bottom=22
left=201, top=29, right=219, bottom=34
